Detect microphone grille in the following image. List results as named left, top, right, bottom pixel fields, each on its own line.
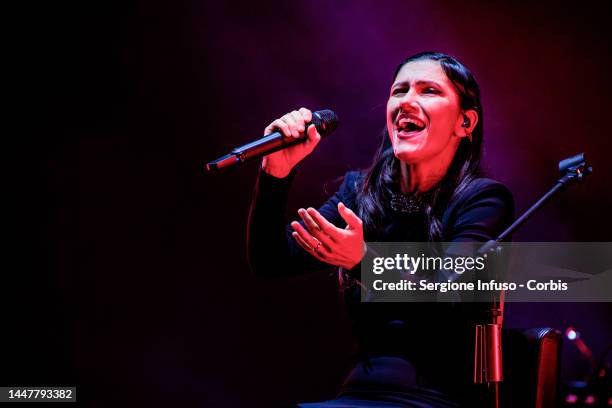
left=312, top=109, right=340, bottom=137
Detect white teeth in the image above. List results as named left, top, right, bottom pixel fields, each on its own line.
left=397, top=117, right=425, bottom=130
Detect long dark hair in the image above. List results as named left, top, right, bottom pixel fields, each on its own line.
left=357, top=52, right=484, bottom=241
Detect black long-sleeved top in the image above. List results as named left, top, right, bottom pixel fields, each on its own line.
left=247, top=169, right=514, bottom=404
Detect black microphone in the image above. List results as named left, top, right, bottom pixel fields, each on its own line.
left=206, top=109, right=339, bottom=172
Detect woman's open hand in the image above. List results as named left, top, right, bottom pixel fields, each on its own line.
left=291, top=202, right=365, bottom=269
left=261, top=107, right=322, bottom=178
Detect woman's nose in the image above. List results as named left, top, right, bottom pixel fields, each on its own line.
left=399, top=90, right=420, bottom=111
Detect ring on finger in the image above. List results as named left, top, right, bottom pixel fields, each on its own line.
left=313, top=240, right=322, bottom=253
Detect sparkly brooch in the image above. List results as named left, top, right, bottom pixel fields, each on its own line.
left=389, top=191, right=432, bottom=214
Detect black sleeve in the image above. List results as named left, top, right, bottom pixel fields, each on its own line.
left=434, top=179, right=515, bottom=284
left=443, top=179, right=515, bottom=243
left=247, top=168, right=359, bottom=279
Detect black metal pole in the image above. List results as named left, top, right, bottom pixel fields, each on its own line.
left=474, top=153, right=592, bottom=408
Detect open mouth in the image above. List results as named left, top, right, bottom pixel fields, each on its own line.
left=396, top=116, right=426, bottom=137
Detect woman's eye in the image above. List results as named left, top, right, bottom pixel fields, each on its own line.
left=392, top=88, right=407, bottom=95
left=423, top=87, right=440, bottom=94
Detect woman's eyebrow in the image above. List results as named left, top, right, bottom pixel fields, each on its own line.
left=392, top=80, right=443, bottom=88
left=417, top=80, right=442, bottom=87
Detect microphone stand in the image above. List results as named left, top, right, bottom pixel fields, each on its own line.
left=473, top=153, right=592, bottom=408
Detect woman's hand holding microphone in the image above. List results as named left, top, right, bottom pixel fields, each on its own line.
left=262, top=108, right=365, bottom=269
left=261, top=107, right=322, bottom=179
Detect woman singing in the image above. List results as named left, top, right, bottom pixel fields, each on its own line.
left=248, top=52, right=514, bottom=407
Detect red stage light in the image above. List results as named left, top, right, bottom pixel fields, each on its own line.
left=565, top=394, right=578, bottom=404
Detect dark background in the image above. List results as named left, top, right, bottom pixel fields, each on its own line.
left=7, top=0, right=612, bottom=406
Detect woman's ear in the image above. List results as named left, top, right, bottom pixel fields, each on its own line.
left=456, top=109, right=478, bottom=141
